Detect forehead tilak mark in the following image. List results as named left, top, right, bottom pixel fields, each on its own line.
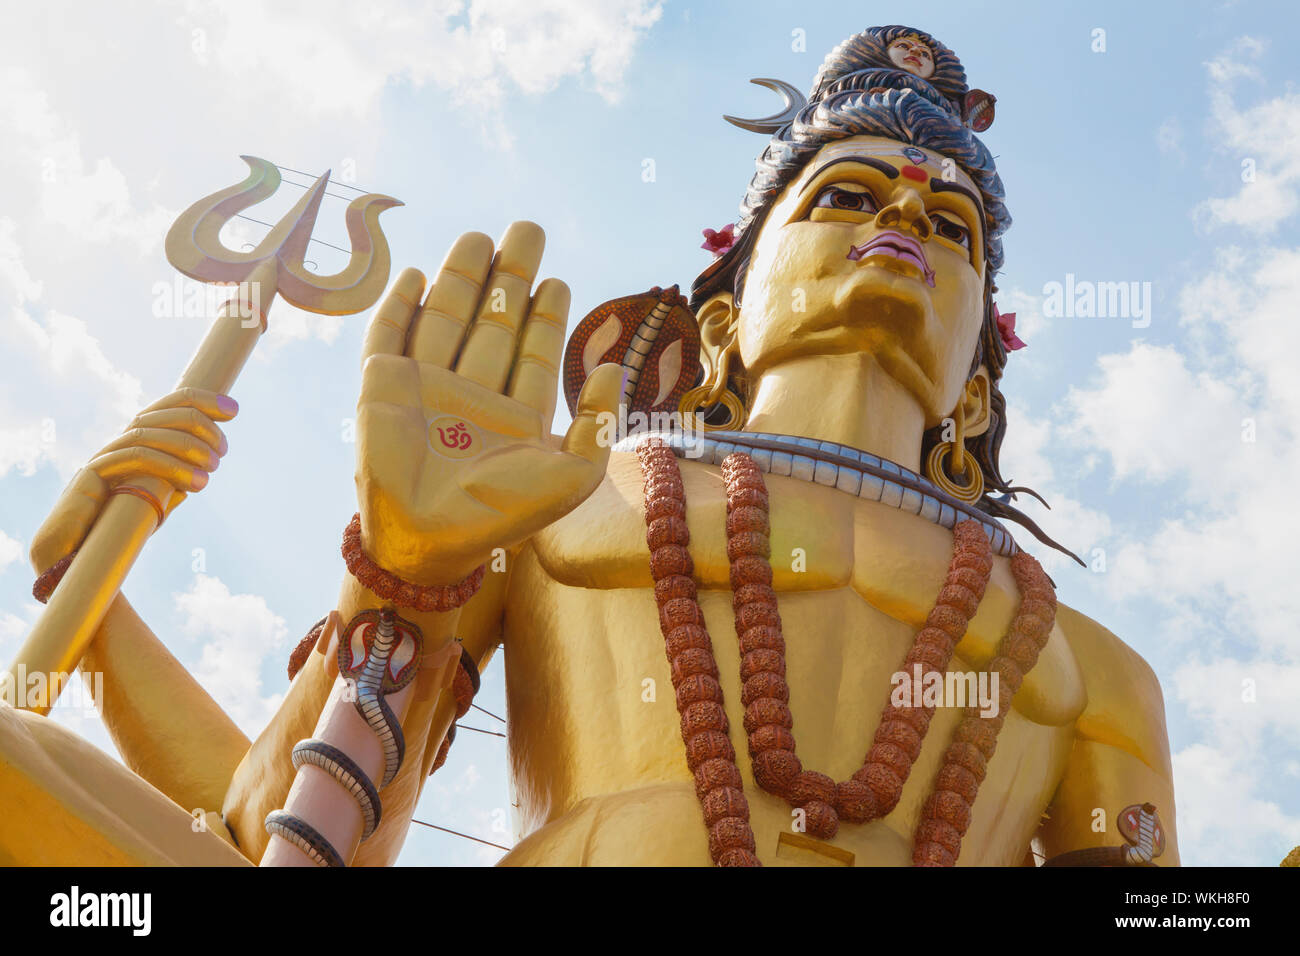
left=800, top=145, right=979, bottom=200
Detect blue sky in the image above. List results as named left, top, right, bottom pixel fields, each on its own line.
left=1, top=0, right=1298, bottom=866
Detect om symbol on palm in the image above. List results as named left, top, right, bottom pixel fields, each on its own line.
left=427, top=416, right=480, bottom=460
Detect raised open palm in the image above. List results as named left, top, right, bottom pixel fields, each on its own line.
left=355, top=221, right=621, bottom=586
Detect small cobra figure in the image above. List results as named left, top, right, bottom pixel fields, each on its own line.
left=264, top=608, right=421, bottom=866
left=347, top=608, right=408, bottom=788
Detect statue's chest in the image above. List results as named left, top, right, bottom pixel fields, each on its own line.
left=530, top=451, right=1086, bottom=728
left=533, top=452, right=853, bottom=589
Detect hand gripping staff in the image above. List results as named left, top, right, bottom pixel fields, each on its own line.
left=3, top=156, right=400, bottom=714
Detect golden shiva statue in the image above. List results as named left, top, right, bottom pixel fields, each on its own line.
left=0, top=25, right=1178, bottom=867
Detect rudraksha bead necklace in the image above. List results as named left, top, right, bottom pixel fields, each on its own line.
left=637, top=437, right=1057, bottom=866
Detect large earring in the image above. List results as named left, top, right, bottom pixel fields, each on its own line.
left=678, top=347, right=747, bottom=431
left=925, top=402, right=985, bottom=503
left=678, top=383, right=746, bottom=431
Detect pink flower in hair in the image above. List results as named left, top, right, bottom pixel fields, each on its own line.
left=994, top=303, right=1026, bottom=352
left=701, top=223, right=737, bottom=256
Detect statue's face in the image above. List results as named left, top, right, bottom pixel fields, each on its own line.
left=736, top=134, right=986, bottom=424
left=887, top=36, right=935, bottom=78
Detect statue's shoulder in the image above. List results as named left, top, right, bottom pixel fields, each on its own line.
left=529, top=449, right=659, bottom=589
left=1052, top=601, right=1173, bottom=774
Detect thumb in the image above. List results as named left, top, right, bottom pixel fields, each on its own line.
left=561, top=363, right=624, bottom=465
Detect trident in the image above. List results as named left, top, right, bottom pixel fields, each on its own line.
left=4, top=156, right=401, bottom=715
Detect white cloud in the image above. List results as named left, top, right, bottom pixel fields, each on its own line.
left=0, top=83, right=155, bottom=481
left=998, top=286, right=1048, bottom=346
left=1173, top=742, right=1300, bottom=865
left=179, top=0, right=662, bottom=119
left=1047, top=38, right=1300, bottom=863
left=0, top=609, right=31, bottom=649
left=0, top=219, right=42, bottom=304
left=1204, top=36, right=1264, bottom=84
left=1180, top=245, right=1300, bottom=413
left=1055, top=250, right=1300, bottom=863
left=0, top=0, right=666, bottom=488
left=1173, top=656, right=1300, bottom=746
left=1061, top=242, right=1300, bottom=659
left=0, top=300, right=144, bottom=479
left=258, top=300, right=348, bottom=353
left=0, top=2, right=666, bottom=487
left=174, top=573, right=288, bottom=736
left=0, top=68, right=175, bottom=255
left=1061, top=343, right=1248, bottom=500
left=1194, top=37, right=1300, bottom=234
left=0, top=530, right=22, bottom=574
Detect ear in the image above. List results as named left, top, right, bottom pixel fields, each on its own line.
left=695, top=292, right=741, bottom=398
left=960, top=365, right=993, bottom=439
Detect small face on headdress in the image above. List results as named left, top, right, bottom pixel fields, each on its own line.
left=887, top=35, right=935, bottom=79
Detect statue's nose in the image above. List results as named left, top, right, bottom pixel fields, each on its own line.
left=875, top=187, right=932, bottom=241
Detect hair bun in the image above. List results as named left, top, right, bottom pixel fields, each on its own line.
left=811, top=25, right=969, bottom=111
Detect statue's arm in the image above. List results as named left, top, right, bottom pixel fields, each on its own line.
left=77, top=594, right=251, bottom=818
left=219, top=563, right=511, bottom=866
left=221, top=225, right=618, bottom=863
left=25, top=389, right=251, bottom=822
left=1039, top=604, right=1180, bottom=865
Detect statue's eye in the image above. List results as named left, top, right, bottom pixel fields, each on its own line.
left=930, top=214, right=970, bottom=249
left=813, top=187, right=877, bottom=214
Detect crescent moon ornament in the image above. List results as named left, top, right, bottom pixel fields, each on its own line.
left=723, top=78, right=808, bottom=134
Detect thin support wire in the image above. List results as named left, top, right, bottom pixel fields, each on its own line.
left=472, top=703, right=505, bottom=724
left=458, top=724, right=506, bottom=739
left=233, top=213, right=354, bottom=257
left=273, top=162, right=372, bottom=195
left=410, top=818, right=511, bottom=853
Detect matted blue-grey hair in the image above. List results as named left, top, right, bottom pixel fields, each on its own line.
left=809, top=24, right=969, bottom=112
left=693, top=24, right=1010, bottom=308
left=692, top=25, right=1081, bottom=564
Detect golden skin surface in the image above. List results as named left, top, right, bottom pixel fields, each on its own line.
left=714, top=137, right=991, bottom=466
left=735, top=139, right=986, bottom=417
left=485, top=449, right=1177, bottom=866
left=2, top=137, right=1178, bottom=866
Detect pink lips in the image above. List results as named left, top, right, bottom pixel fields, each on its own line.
left=847, top=231, right=936, bottom=287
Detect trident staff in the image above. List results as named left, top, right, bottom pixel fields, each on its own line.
left=3, top=156, right=400, bottom=715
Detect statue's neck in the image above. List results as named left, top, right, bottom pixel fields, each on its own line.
left=742, top=353, right=926, bottom=473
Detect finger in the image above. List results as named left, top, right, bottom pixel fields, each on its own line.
left=96, top=427, right=223, bottom=472
left=407, top=232, right=495, bottom=368
left=360, top=267, right=427, bottom=367
left=507, top=277, right=570, bottom=425
left=138, top=387, right=239, bottom=423
left=454, top=221, right=546, bottom=392
left=28, top=467, right=107, bottom=573
left=360, top=353, right=423, bottom=411
left=128, top=407, right=228, bottom=455
left=87, top=447, right=212, bottom=494
left=561, top=362, right=623, bottom=464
